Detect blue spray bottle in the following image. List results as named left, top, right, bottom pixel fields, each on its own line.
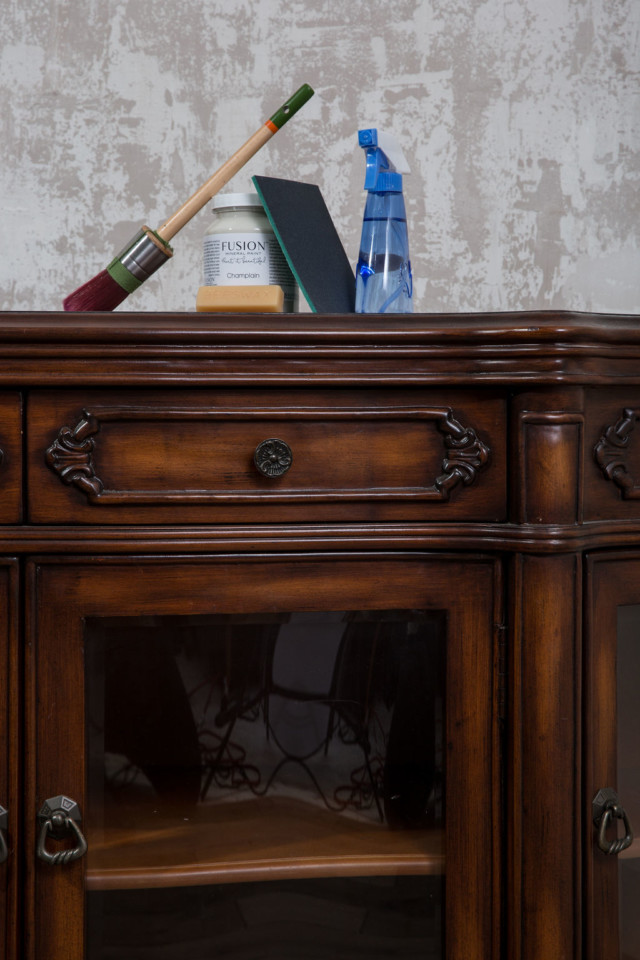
left=355, top=128, right=412, bottom=313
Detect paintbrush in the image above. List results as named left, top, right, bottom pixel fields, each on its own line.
left=63, top=83, right=314, bottom=312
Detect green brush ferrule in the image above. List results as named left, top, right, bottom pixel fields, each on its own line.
left=107, top=227, right=174, bottom=292
left=268, top=83, right=314, bottom=130
left=107, top=256, right=143, bottom=293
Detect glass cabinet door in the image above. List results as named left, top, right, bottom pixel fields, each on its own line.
left=26, top=553, right=501, bottom=960
left=586, top=553, right=640, bottom=960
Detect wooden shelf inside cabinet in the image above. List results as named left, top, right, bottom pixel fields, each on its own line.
left=85, top=797, right=443, bottom=890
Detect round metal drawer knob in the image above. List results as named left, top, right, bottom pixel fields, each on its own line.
left=254, top=438, right=293, bottom=478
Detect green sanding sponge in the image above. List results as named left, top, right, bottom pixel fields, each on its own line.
left=252, top=176, right=355, bottom=313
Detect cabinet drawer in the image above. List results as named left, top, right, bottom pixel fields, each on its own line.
left=587, top=388, right=640, bottom=521
left=0, top=393, right=22, bottom=523
left=27, top=389, right=506, bottom=524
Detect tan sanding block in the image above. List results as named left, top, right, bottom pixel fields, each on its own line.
left=196, top=285, right=285, bottom=313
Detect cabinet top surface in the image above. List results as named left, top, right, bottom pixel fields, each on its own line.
left=1, top=310, right=639, bottom=386
left=1, top=308, right=638, bottom=337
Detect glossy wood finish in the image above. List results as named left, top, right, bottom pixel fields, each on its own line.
left=27, top=387, right=505, bottom=525
left=0, top=562, right=18, bottom=960
left=0, top=394, right=23, bottom=524
left=584, top=552, right=640, bottom=960
left=0, top=310, right=639, bottom=387
left=26, top=553, right=500, bottom=960
left=0, top=310, right=637, bottom=960
left=86, top=798, right=445, bottom=890
left=585, top=388, right=640, bottom=520
left=509, top=553, right=582, bottom=960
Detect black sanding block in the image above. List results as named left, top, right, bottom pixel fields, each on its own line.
left=252, top=175, right=355, bottom=313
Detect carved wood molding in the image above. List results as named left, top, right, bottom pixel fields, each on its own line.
left=434, top=409, right=491, bottom=497
left=44, top=406, right=490, bottom=505
left=594, top=408, right=640, bottom=499
left=45, top=411, right=103, bottom=499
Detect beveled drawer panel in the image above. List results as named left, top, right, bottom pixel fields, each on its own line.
left=27, top=389, right=506, bottom=524
left=0, top=392, right=23, bottom=523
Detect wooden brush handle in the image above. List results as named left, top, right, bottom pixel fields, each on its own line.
left=157, top=125, right=274, bottom=241
left=156, top=84, right=314, bottom=243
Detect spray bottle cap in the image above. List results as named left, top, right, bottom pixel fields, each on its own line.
left=358, top=128, right=410, bottom=193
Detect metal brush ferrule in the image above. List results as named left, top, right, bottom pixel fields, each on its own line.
left=118, top=228, right=173, bottom=281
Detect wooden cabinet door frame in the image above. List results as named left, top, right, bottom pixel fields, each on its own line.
left=585, top=551, right=640, bottom=960
left=25, top=552, right=502, bottom=960
left=0, top=561, right=18, bottom=960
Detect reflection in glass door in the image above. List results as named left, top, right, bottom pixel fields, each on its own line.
left=85, top=609, right=446, bottom=959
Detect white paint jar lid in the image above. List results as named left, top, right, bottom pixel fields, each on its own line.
left=211, top=192, right=263, bottom=210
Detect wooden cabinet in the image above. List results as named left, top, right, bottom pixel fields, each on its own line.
left=1, top=310, right=639, bottom=959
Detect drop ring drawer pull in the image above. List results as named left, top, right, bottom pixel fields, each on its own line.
left=253, top=438, right=293, bottom=478
left=592, top=787, right=634, bottom=856
left=36, top=795, right=88, bottom=866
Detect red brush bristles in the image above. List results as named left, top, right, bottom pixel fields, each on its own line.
left=63, top=270, right=130, bottom=312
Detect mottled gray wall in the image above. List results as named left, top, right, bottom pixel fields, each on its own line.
left=1, top=0, right=638, bottom=313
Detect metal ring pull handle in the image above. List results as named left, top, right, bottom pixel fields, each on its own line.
left=37, top=796, right=87, bottom=866
left=593, top=787, right=634, bottom=856
left=0, top=805, right=8, bottom=864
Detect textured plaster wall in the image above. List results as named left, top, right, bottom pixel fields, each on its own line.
left=0, top=0, right=638, bottom=314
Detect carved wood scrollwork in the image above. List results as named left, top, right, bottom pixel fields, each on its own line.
left=434, top=410, right=491, bottom=497
left=45, top=410, right=103, bottom=500
left=594, top=408, right=640, bottom=499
